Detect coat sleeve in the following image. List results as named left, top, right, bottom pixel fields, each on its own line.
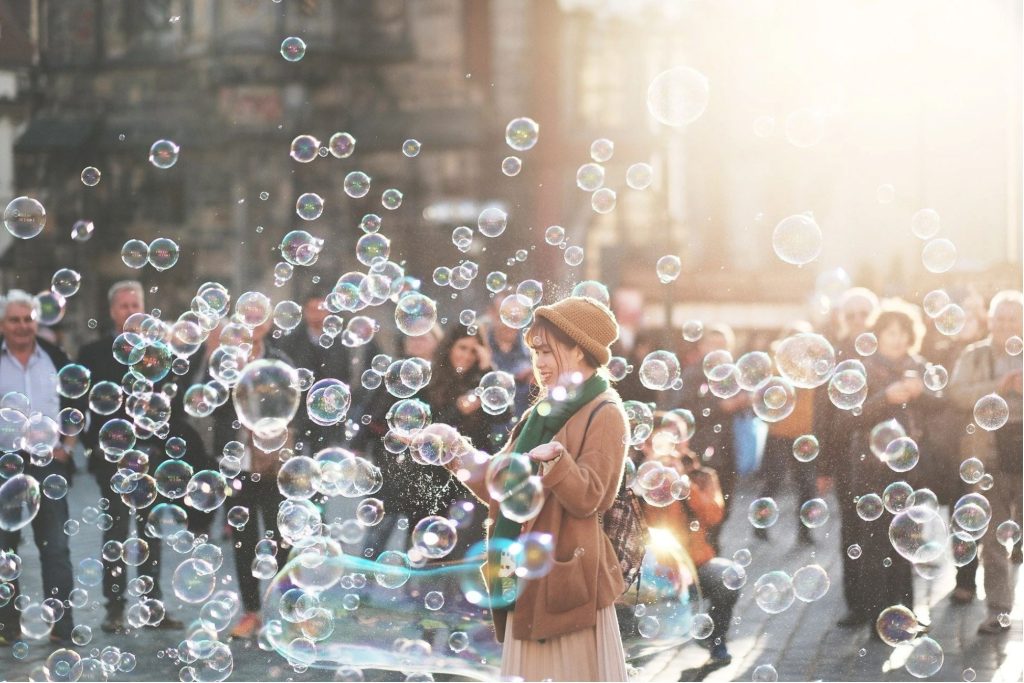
left=685, top=470, right=724, bottom=527
left=948, top=347, right=998, bottom=412
left=540, top=404, right=627, bottom=519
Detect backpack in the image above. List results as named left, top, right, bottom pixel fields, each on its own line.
left=584, top=400, right=649, bottom=591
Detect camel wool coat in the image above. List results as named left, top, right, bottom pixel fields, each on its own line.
left=455, top=388, right=629, bottom=643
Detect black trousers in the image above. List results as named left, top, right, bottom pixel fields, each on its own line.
left=230, top=474, right=286, bottom=613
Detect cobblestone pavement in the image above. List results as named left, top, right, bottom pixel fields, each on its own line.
left=0, top=465, right=1020, bottom=681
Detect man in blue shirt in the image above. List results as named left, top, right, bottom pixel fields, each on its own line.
left=0, top=290, right=77, bottom=645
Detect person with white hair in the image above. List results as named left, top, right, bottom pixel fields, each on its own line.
left=949, top=290, right=1023, bottom=634
left=0, top=289, right=78, bottom=645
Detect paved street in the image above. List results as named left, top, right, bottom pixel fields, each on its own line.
left=0, top=460, right=1020, bottom=681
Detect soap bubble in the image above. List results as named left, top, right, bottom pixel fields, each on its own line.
left=792, top=435, right=819, bottom=462
left=799, top=498, right=829, bottom=528
left=505, top=117, right=540, bottom=151
left=752, top=664, right=779, bottom=682
left=751, top=376, right=796, bottom=422
left=747, top=498, right=779, bottom=529
left=402, top=139, right=421, bottom=157
left=51, top=269, right=81, bottom=298
left=905, top=636, right=944, bottom=678
left=923, top=364, right=948, bottom=391
left=922, top=238, right=957, bottom=273
left=307, top=379, right=352, bottom=426
left=974, top=393, right=1009, bottom=430
left=329, top=132, right=356, bottom=158
left=356, top=233, right=390, bottom=267
left=792, top=564, right=829, bottom=602
left=870, top=419, right=907, bottom=459
left=646, top=66, right=710, bottom=126
left=855, top=493, right=884, bottom=521
left=735, top=351, right=771, bottom=390
left=173, top=558, right=216, bottom=603
left=121, top=239, right=149, bottom=268
left=1006, top=336, right=1023, bottom=356
left=626, top=163, right=653, bottom=190
left=501, top=156, right=522, bottom=176
left=639, top=350, right=681, bottom=391
left=934, top=304, right=966, bottom=336
left=296, top=192, right=324, bottom=221
left=500, top=476, right=544, bottom=523
left=411, top=516, right=458, bottom=560
left=498, top=294, right=533, bottom=329
left=3, top=196, right=46, bottom=239
left=922, top=289, right=950, bottom=318
left=57, top=364, right=91, bottom=399
left=395, top=293, right=438, bottom=337
left=564, top=245, right=585, bottom=266
left=772, top=214, right=822, bottom=266
left=280, top=36, right=307, bottom=61
left=952, top=493, right=991, bottom=532
left=883, top=481, right=914, bottom=514
left=854, top=332, right=877, bottom=356
left=889, top=505, right=947, bottom=563
left=690, top=613, right=714, bottom=640
left=147, top=237, right=179, bottom=271
left=71, top=219, right=94, bottom=242
left=184, top=470, right=229, bottom=513
left=774, top=333, right=835, bottom=388
left=996, top=520, right=1022, bottom=550
left=623, top=401, right=654, bottom=445
left=278, top=456, right=323, bottom=501
left=591, top=188, right=616, bottom=214
left=754, top=570, right=795, bottom=614
left=571, top=280, right=609, bottom=305
left=516, top=279, right=543, bottom=306
left=883, top=436, right=920, bottom=472
left=876, top=604, right=921, bottom=645
left=0, top=474, right=40, bottom=532
left=344, top=171, right=372, bottom=198
left=233, top=359, right=300, bottom=438
left=477, top=207, right=508, bottom=238
left=381, top=188, right=403, bottom=210
left=949, top=531, right=978, bottom=566
left=576, top=163, right=605, bottom=191
left=911, top=208, right=941, bottom=239
left=959, top=458, right=984, bottom=484
left=148, top=139, right=180, bottom=169
left=544, top=225, right=565, bottom=245
left=722, top=563, right=747, bottom=590
left=656, top=255, right=681, bottom=284
left=81, top=166, right=101, bottom=186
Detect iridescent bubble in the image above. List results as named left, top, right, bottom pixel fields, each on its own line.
left=121, top=239, right=149, bottom=268
left=934, top=303, right=966, bottom=336
left=590, top=138, right=614, bottom=162
left=381, top=188, right=403, bottom=210
left=996, top=520, right=1022, bottom=550
left=505, top=117, right=540, bottom=151
left=411, top=516, right=458, bottom=560
left=273, top=300, right=303, bottom=331
left=516, top=279, right=543, bottom=306
left=626, top=163, right=653, bottom=190
left=498, top=294, right=533, bottom=329
left=296, top=192, right=324, bottom=221
left=3, top=196, right=46, bottom=240
left=870, top=419, right=906, bottom=459
left=89, top=381, right=123, bottom=415
left=751, top=376, right=796, bottom=422
left=564, top=245, right=585, bottom=266
left=748, top=497, right=779, bottom=529
left=949, top=531, right=978, bottom=566
left=477, top=207, right=508, bottom=238
left=876, top=604, right=921, bottom=645
left=173, top=558, right=216, bottom=603
left=883, top=436, right=920, bottom=472
left=791, top=435, right=819, bottom=462
left=57, top=364, right=91, bottom=399
left=280, top=36, right=307, bottom=62
left=883, top=481, right=914, bottom=514
left=1005, top=336, right=1023, bottom=356
left=905, top=636, right=944, bottom=678
left=799, top=498, right=829, bottom=528
left=721, top=563, right=747, bottom=590
left=544, top=225, right=565, bottom=245
left=754, top=571, right=795, bottom=614
left=49, top=269, right=81, bottom=299
left=395, top=293, right=438, bottom=337
left=81, top=166, right=101, bottom=186
left=70, top=219, right=94, bottom=242
left=148, top=139, right=180, bottom=169
left=792, top=564, right=829, bottom=602
left=571, top=280, right=609, bottom=305
left=307, top=379, right=352, bottom=426
left=889, top=505, right=948, bottom=563
left=855, top=493, right=884, bottom=521
left=233, top=359, right=300, bottom=438
left=974, top=393, right=1009, bottom=430
left=646, top=66, right=710, bottom=126
left=656, top=255, right=681, bottom=284
left=591, top=188, right=616, bottom=214
left=774, top=333, right=834, bottom=388
left=953, top=493, right=992, bottom=532
left=501, top=156, right=522, bottom=176
left=922, top=238, right=957, bottom=273
left=752, top=664, right=778, bottom=682
left=772, top=214, right=822, bottom=266
left=402, top=139, right=421, bottom=157
left=147, top=237, right=179, bottom=271
left=923, top=364, right=948, bottom=391
left=854, top=332, right=877, bottom=356
left=959, top=457, right=984, bottom=484
left=329, top=132, right=356, bottom=159
left=910, top=208, right=941, bottom=240
left=344, top=171, right=372, bottom=198
left=0, top=474, right=40, bottom=531
left=922, top=289, right=950, bottom=318
left=576, top=163, right=605, bottom=191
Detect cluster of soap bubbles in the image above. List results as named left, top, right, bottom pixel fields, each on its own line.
left=121, top=237, right=181, bottom=271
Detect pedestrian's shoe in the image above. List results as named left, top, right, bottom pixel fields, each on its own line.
left=155, top=613, right=185, bottom=630
left=703, top=643, right=732, bottom=671
left=950, top=586, right=975, bottom=605
left=836, top=612, right=869, bottom=627
left=754, top=527, right=769, bottom=542
left=977, top=614, right=1010, bottom=635
left=101, top=608, right=125, bottom=634
left=230, top=612, right=262, bottom=639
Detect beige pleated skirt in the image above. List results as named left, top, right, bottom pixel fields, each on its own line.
left=500, top=605, right=629, bottom=682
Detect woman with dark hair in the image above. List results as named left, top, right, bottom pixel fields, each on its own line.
left=443, top=296, right=630, bottom=680
left=829, top=300, right=945, bottom=631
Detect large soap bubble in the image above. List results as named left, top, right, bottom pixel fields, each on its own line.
left=772, top=214, right=822, bottom=266
left=889, top=505, right=947, bottom=563
left=395, top=293, right=438, bottom=337
left=0, top=474, right=40, bottom=532
left=774, top=333, right=835, bottom=388
left=232, top=359, right=300, bottom=438
left=646, top=66, right=710, bottom=127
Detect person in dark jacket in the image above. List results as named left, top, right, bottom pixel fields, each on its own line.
left=76, top=280, right=200, bottom=633
left=824, top=300, right=944, bottom=631
left=0, top=290, right=78, bottom=644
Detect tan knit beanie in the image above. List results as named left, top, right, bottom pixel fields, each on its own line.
left=533, top=296, right=620, bottom=366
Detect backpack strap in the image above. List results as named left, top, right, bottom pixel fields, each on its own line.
left=578, top=399, right=615, bottom=453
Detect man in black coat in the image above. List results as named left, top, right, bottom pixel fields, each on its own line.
left=76, top=280, right=203, bottom=633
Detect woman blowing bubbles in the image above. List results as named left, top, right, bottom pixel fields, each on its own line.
left=444, top=296, right=630, bottom=681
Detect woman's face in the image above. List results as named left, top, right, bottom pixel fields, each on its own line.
left=877, top=321, right=911, bottom=360
left=405, top=333, right=438, bottom=361
left=531, top=329, right=585, bottom=387
left=449, top=337, right=480, bottom=374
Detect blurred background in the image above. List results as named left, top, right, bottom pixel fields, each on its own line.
left=0, top=0, right=1018, bottom=353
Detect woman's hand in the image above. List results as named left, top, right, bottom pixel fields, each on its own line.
left=527, top=441, right=565, bottom=463
left=885, top=382, right=912, bottom=405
